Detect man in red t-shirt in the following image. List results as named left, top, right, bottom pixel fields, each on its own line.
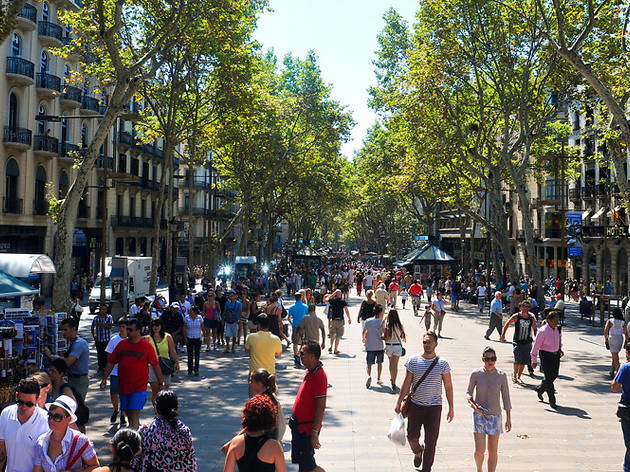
left=291, top=341, right=327, bottom=472
left=388, top=280, right=400, bottom=308
left=409, top=280, right=424, bottom=316
left=100, top=318, right=162, bottom=429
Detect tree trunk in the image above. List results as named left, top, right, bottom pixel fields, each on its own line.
left=188, top=163, right=194, bottom=265
left=488, top=179, right=518, bottom=283
left=238, top=208, right=250, bottom=255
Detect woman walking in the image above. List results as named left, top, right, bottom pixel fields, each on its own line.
left=265, top=295, right=290, bottom=347
left=203, top=290, right=222, bottom=351
left=146, top=317, right=179, bottom=404
left=357, top=290, right=377, bottom=329
left=466, top=347, right=512, bottom=472
left=605, top=307, right=629, bottom=377
left=383, top=308, right=406, bottom=392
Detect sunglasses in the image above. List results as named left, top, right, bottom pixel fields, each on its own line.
left=16, top=399, right=36, bottom=408
left=48, top=411, right=68, bottom=423
left=483, top=356, right=497, bottom=362
left=422, top=340, right=435, bottom=345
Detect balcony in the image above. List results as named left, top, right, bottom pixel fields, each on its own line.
left=59, top=142, right=80, bottom=159
left=209, top=209, right=236, bottom=220
left=16, top=3, right=37, bottom=30
left=183, top=206, right=210, bottom=217
left=95, top=156, right=114, bottom=170
left=6, top=56, right=34, bottom=86
left=60, top=85, right=81, bottom=108
left=80, top=95, right=100, bottom=115
left=140, top=178, right=158, bottom=191
left=2, top=197, right=23, bottom=215
left=569, top=188, right=581, bottom=201
left=184, top=179, right=211, bottom=191
left=110, top=216, right=155, bottom=228
left=36, top=72, right=61, bottom=96
left=38, top=21, right=62, bottom=47
left=32, top=199, right=47, bottom=216
left=33, top=135, right=59, bottom=156
left=3, top=126, right=31, bottom=150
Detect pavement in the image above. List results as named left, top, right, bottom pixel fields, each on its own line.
left=75, top=291, right=624, bottom=471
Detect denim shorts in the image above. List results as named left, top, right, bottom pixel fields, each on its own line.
left=291, top=429, right=316, bottom=472
left=109, top=375, right=119, bottom=395
left=120, top=391, right=147, bottom=411
left=366, top=350, right=384, bottom=365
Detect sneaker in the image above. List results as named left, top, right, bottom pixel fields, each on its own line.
left=377, top=379, right=383, bottom=385
left=484, top=335, right=490, bottom=340
left=205, top=346, right=211, bottom=352
left=413, top=447, right=424, bottom=469
left=110, top=410, right=119, bottom=424
left=512, top=375, right=518, bottom=384
left=120, top=414, right=127, bottom=426
left=366, top=376, right=372, bottom=388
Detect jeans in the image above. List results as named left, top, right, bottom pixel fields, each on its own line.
left=407, top=402, right=442, bottom=472
left=621, top=418, right=630, bottom=471
left=186, top=338, right=201, bottom=373
left=95, top=341, right=109, bottom=370
left=478, top=296, right=485, bottom=311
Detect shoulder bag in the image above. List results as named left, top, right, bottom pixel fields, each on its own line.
left=401, top=356, right=440, bottom=418
left=151, top=335, right=174, bottom=376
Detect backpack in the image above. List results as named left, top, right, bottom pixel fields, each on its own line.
left=223, top=305, right=237, bottom=323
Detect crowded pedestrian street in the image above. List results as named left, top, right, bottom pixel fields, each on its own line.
left=71, top=287, right=621, bottom=471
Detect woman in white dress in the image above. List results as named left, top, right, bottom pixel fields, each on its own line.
left=605, top=308, right=629, bottom=377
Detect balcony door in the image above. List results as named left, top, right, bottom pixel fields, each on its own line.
left=5, top=159, right=19, bottom=206
left=38, top=104, right=46, bottom=135
left=34, top=165, right=46, bottom=214
left=42, top=2, right=49, bottom=21
left=12, top=33, right=21, bottom=57
left=8, top=93, right=18, bottom=130
left=40, top=51, right=48, bottom=74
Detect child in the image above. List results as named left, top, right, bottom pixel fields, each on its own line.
left=421, top=304, right=432, bottom=331
left=400, top=288, right=408, bottom=309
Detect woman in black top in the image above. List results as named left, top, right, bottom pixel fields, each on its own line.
left=223, top=395, right=287, bottom=472
left=357, top=289, right=377, bottom=328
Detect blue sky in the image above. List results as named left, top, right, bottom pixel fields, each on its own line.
left=254, top=1, right=418, bottom=160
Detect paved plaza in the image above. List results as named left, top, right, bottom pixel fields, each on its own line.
left=78, top=293, right=623, bottom=471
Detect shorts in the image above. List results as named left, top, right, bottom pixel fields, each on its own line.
left=203, top=318, right=219, bottom=329
left=473, top=411, right=503, bottom=435
left=247, top=320, right=257, bottom=331
left=109, top=375, right=119, bottom=395
left=291, top=429, right=316, bottom=472
left=329, top=319, right=344, bottom=339
left=366, top=350, right=384, bottom=365
left=513, top=342, right=532, bottom=365
left=609, top=334, right=624, bottom=353
left=120, top=391, right=147, bottom=411
left=148, top=365, right=171, bottom=385
left=385, top=344, right=403, bottom=357
left=292, top=329, right=303, bottom=344
left=224, top=322, right=238, bottom=338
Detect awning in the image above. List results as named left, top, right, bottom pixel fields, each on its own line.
left=0, top=254, right=56, bottom=278
left=582, top=209, right=593, bottom=220
left=0, top=270, right=39, bottom=298
left=593, top=207, right=608, bottom=219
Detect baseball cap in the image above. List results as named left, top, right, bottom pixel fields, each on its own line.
left=171, top=302, right=180, bottom=308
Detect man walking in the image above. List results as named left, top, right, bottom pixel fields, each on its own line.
left=500, top=299, right=537, bottom=383
left=0, top=379, right=48, bottom=472
left=296, top=304, right=326, bottom=350
left=363, top=306, right=384, bottom=387
left=485, top=291, right=503, bottom=340
left=388, top=279, right=400, bottom=308
left=101, top=318, right=163, bottom=429
left=324, top=289, right=351, bottom=355
left=289, top=293, right=309, bottom=368
left=375, top=283, right=389, bottom=311
left=291, top=341, right=327, bottom=472
left=431, top=292, right=446, bottom=338
left=91, top=304, right=113, bottom=374
left=612, top=343, right=630, bottom=471
left=395, top=331, right=454, bottom=471
left=531, top=310, right=562, bottom=408
left=245, top=314, right=282, bottom=375
left=409, top=280, right=423, bottom=316
left=223, top=289, right=242, bottom=353
left=477, top=284, right=487, bottom=312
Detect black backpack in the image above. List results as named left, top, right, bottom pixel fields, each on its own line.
left=59, top=382, right=90, bottom=426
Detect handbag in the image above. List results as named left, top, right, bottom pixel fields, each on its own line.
left=151, top=336, right=174, bottom=376
left=400, top=356, right=440, bottom=418
left=617, top=404, right=630, bottom=421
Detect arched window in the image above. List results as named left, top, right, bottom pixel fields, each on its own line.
left=80, top=121, right=87, bottom=147
left=34, top=165, right=47, bottom=215
left=12, top=33, right=21, bottom=57
left=40, top=50, right=48, bottom=73
left=42, top=2, right=49, bottom=22
left=8, top=93, right=18, bottom=129
left=5, top=158, right=19, bottom=212
left=37, top=104, right=46, bottom=135
left=58, top=170, right=68, bottom=198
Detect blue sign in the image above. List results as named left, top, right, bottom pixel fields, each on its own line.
left=415, top=236, right=428, bottom=241
left=310, top=240, right=315, bottom=245
left=566, top=212, right=583, bottom=257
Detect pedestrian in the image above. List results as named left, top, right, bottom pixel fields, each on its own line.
left=383, top=308, right=406, bottom=392
left=612, top=343, right=630, bottom=472
left=466, top=347, right=512, bottom=472
left=44, top=317, right=90, bottom=403
left=0, top=378, right=49, bottom=472
left=605, top=307, right=629, bottom=378
left=216, top=287, right=228, bottom=346
left=46, top=358, right=88, bottom=432
left=249, top=369, right=286, bottom=440
left=485, top=292, right=503, bottom=340
left=289, top=293, right=309, bottom=368
left=430, top=292, right=446, bottom=337
left=238, top=290, right=251, bottom=346
left=388, top=279, right=400, bottom=308
left=500, top=299, right=537, bottom=383
left=296, top=304, right=326, bottom=350
left=266, top=295, right=291, bottom=347
left=324, top=289, right=351, bottom=355
left=395, top=331, right=454, bottom=471
left=30, top=372, right=52, bottom=408
left=245, top=314, right=283, bottom=376
left=146, top=317, right=179, bottom=403
left=477, top=284, right=487, bottom=312
left=224, top=289, right=242, bottom=353
left=363, top=305, right=385, bottom=388
left=91, top=304, right=114, bottom=374
left=409, top=280, right=424, bottom=316
left=357, top=290, right=377, bottom=329
left=400, top=287, right=408, bottom=309
left=33, top=395, right=100, bottom=471
left=100, top=318, right=163, bottom=430
left=420, top=305, right=432, bottom=331
left=105, top=318, right=128, bottom=425
left=530, top=310, right=562, bottom=408
left=68, top=294, right=84, bottom=324
left=223, top=394, right=288, bottom=472
left=184, top=306, right=203, bottom=375
left=290, top=341, right=327, bottom=472
left=375, top=283, right=389, bottom=311
left=202, top=290, right=222, bottom=351
left=136, top=390, right=197, bottom=471
left=93, top=428, right=141, bottom=472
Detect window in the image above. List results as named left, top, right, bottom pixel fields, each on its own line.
left=141, top=198, right=146, bottom=218
left=42, top=2, right=49, bottom=22
left=118, top=153, right=126, bottom=173
left=34, top=166, right=47, bottom=215
left=130, top=196, right=135, bottom=217
left=12, top=33, right=21, bottom=57
left=58, top=170, right=68, bottom=198
left=8, top=93, right=18, bottom=129
left=5, top=158, right=19, bottom=202
left=40, top=50, right=48, bottom=73
left=37, top=104, right=46, bottom=135
left=116, top=194, right=122, bottom=217
left=130, top=157, right=139, bottom=176
left=64, top=65, right=70, bottom=82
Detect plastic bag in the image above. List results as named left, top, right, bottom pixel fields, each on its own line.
left=387, top=413, right=406, bottom=446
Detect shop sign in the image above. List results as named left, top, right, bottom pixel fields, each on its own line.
left=606, top=226, right=629, bottom=237
left=473, top=252, right=484, bottom=260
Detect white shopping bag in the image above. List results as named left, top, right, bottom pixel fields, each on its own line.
left=387, top=413, right=406, bottom=446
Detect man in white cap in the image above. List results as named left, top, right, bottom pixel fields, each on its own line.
left=0, top=378, right=49, bottom=472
